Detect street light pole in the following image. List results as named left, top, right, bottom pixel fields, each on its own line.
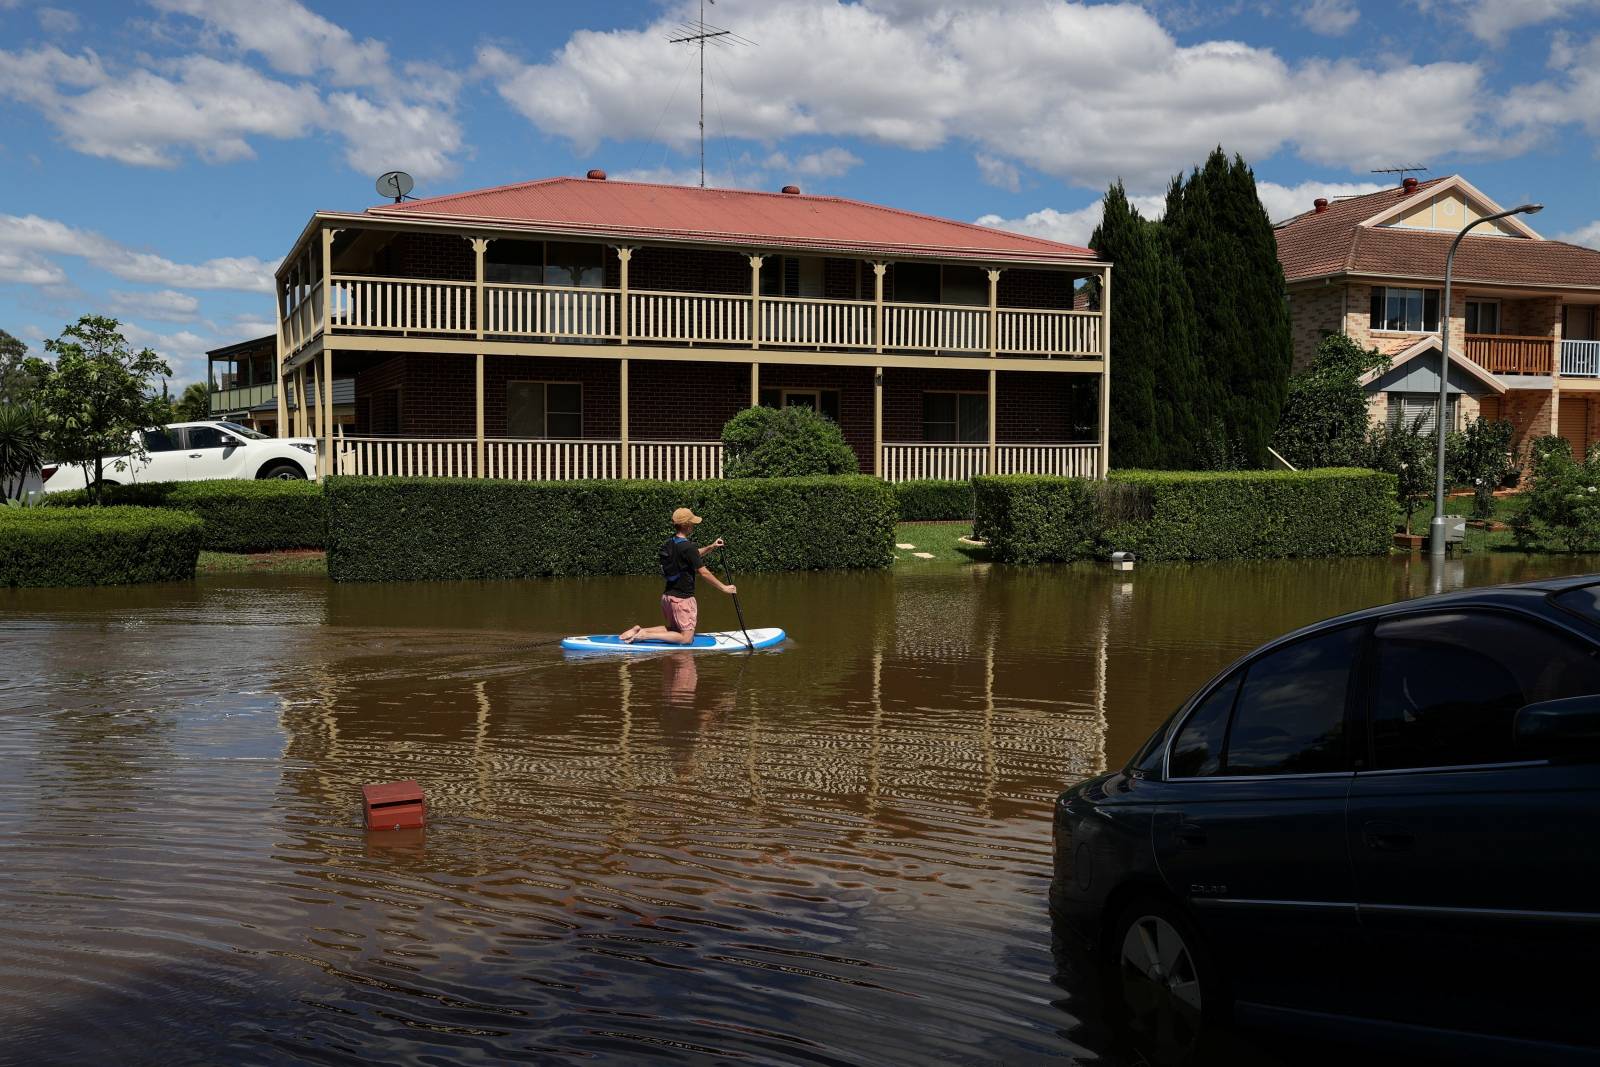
left=1430, top=202, right=1544, bottom=560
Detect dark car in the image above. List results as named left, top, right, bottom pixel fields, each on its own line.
left=1052, top=575, right=1600, bottom=1066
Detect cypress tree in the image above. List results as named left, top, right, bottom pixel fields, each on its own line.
left=1089, top=183, right=1160, bottom=468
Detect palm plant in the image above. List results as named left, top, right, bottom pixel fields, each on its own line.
left=0, top=401, right=45, bottom=501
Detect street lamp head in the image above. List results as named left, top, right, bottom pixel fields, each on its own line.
left=1515, top=203, right=1544, bottom=215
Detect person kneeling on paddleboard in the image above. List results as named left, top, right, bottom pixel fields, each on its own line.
left=619, top=507, right=736, bottom=645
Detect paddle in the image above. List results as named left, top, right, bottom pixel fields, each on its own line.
left=720, top=540, right=754, bottom=653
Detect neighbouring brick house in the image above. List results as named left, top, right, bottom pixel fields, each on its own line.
left=268, top=171, right=1111, bottom=482
left=1275, top=174, right=1600, bottom=469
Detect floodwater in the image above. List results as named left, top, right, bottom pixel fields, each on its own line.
left=2, top=551, right=1596, bottom=1065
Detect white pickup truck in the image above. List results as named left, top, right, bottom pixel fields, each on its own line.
left=41, top=421, right=319, bottom=492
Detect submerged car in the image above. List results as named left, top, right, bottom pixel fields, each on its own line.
left=42, top=421, right=318, bottom=491
left=1052, top=575, right=1600, bottom=1065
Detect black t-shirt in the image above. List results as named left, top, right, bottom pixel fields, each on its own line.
left=661, top=536, right=701, bottom=598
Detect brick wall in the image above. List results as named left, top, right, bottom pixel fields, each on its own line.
left=1501, top=389, right=1556, bottom=474
left=628, top=360, right=747, bottom=441
left=997, top=268, right=1073, bottom=310
left=1288, top=284, right=1346, bottom=368
left=628, top=247, right=750, bottom=295
left=384, top=232, right=475, bottom=281
left=758, top=363, right=876, bottom=465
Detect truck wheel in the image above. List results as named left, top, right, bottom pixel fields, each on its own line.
left=258, top=461, right=306, bottom=480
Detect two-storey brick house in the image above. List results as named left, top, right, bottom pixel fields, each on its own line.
left=1276, top=174, right=1600, bottom=466
left=270, top=171, right=1111, bottom=482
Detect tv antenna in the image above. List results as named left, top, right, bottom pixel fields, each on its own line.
left=375, top=170, right=414, bottom=203
left=1370, top=164, right=1431, bottom=181
left=668, top=0, right=753, bottom=187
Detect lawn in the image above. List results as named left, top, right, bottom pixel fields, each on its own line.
left=892, top=521, right=989, bottom=566
left=1401, top=492, right=1528, bottom=553
left=199, top=549, right=328, bottom=575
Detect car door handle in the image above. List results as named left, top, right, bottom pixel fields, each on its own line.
left=1362, top=820, right=1415, bottom=853
left=1176, top=821, right=1207, bottom=848
left=188, top=453, right=202, bottom=458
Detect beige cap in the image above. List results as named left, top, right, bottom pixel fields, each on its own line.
left=671, top=507, right=703, bottom=526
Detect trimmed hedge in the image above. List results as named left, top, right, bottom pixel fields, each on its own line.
left=46, top=479, right=325, bottom=552
left=893, top=479, right=975, bottom=522
left=325, top=475, right=896, bottom=582
left=973, top=468, right=1397, bottom=564
left=0, top=506, right=201, bottom=586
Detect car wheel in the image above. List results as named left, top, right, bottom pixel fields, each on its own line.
left=258, top=461, right=306, bottom=481
left=1104, top=895, right=1225, bottom=1066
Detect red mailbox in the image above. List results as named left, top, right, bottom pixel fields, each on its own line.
left=362, top=780, right=425, bottom=831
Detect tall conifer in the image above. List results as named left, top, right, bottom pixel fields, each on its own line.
left=1089, top=183, right=1159, bottom=468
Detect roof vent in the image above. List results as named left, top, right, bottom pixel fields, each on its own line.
left=1313, top=198, right=1329, bottom=213
left=1402, top=176, right=1418, bottom=193
left=780, top=185, right=800, bottom=195
left=586, top=168, right=607, bottom=181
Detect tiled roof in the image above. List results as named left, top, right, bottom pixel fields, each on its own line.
left=1275, top=177, right=1600, bottom=289
left=367, top=176, right=1097, bottom=264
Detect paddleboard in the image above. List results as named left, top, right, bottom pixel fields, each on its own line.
left=561, top=627, right=786, bottom=654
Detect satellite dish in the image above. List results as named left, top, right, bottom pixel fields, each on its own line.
left=376, top=170, right=414, bottom=203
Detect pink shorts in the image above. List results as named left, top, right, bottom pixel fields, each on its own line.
left=661, top=594, right=698, bottom=634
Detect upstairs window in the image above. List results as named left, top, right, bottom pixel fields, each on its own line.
left=1465, top=300, right=1499, bottom=335
left=1370, top=287, right=1440, bottom=333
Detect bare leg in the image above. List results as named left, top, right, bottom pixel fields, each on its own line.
left=627, top=625, right=694, bottom=645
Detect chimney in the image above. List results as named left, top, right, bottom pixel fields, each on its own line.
left=780, top=185, right=800, bottom=195
left=586, top=168, right=607, bottom=181
left=1313, top=198, right=1329, bottom=213
left=1402, top=176, right=1418, bottom=193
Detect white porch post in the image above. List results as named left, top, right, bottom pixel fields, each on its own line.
left=472, top=237, right=488, bottom=478
left=273, top=279, right=288, bottom=437
left=750, top=361, right=760, bottom=408
left=874, top=366, right=884, bottom=478
left=748, top=254, right=765, bottom=350
left=873, top=263, right=887, bottom=353
left=620, top=358, right=631, bottom=479
left=616, top=247, right=633, bottom=346
left=988, top=368, right=998, bottom=475
left=294, top=366, right=307, bottom=437
left=322, top=347, right=334, bottom=477
left=320, top=227, right=336, bottom=479
left=1098, top=265, right=1112, bottom=479
left=986, top=268, right=1001, bottom=360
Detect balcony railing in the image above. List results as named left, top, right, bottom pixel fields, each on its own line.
left=1561, top=339, right=1600, bottom=378
left=1464, top=334, right=1554, bottom=376
left=294, top=276, right=1103, bottom=361
left=332, top=435, right=1097, bottom=482
left=210, top=383, right=276, bottom=414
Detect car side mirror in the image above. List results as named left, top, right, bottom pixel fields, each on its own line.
left=1514, top=695, right=1600, bottom=751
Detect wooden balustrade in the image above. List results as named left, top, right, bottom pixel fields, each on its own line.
left=995, top=444, right=1100, bottom=477
left=336, top=436, right=478, bottom=477
left=759, top=296, right=875, bottom=349
left=880, top=442, right=1100, bottom=481
left=484, top=284, right=619, bottom=339
left=630, top=441, right=723, bottom=480
left=996, top=310, right=1101, bottom=357
left=482, top=439, right=621, bottom=480
left=329, top=277, right=476, bottom=334
left=1464, top=334, right=1554, bottom=375
left=882, top=302, right=989, bottom=352
left=630, top=289, right=750, bottom=344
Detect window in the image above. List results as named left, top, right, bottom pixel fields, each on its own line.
left=485, top=239, right=543, bottom=285
left=760, top=387, right=841, bottom=423
left=507, top=382, right=582, bottom=439
left=544, top=242, right=604, bottom=289
left=760, top=256, right=824, bottom=298
left=218, top=421, right=268, bottom=440
left=894, top=263, right=941, bottom=304
left=1168, top=674, right=1242, bottom=778
left=142, top=428, right=181, bottom=452
left=1565, top=305, right=1598, bottom=342
left=1370, top=287, right=1440, bottom=332
left=1222, top=626, right=1362, bottom=775
left=184, top=426, right=235, bottom=449
left=1386, top=393, right=1456, bottom=434
left=1465, top=300, right=1499, bottom=335
left=923, top=391, right=987, bottom=443
left=1369, top=611, right=1600, bottom=770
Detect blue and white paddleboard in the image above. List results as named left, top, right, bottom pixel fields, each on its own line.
left=561, top=627, right=786, bottom=654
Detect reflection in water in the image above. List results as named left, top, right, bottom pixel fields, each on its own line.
left=1, top=551, right=1597, bottom=1064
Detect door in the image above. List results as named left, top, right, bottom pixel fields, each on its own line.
left=1151, top=624, right=1364, bottom=1013
left=181, top=425, right=250, bottom=480
left=1560, top=395, right=1590, bottom=460
left=131, top=427, right=188, bottom=483
left=1347, top=609, right=1600, bottom=1046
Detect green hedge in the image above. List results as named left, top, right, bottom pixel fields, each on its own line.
left=325, top=475, right=896, bottom=582
left=46, top=479, right=325, bottom=552
left=0, top=506, right=202, bottom=586
left=973, top=468, right=1396, bottom=564
left=893, top=480, right=975, bottom=522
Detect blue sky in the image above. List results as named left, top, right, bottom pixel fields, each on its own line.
left=2, top=0, right=1599, bottom=385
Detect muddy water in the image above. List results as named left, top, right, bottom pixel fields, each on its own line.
left=2, top=552, right=1596, bottom=1065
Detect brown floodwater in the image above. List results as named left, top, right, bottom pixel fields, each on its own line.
left=2, top=551, right=1598, bottom=1065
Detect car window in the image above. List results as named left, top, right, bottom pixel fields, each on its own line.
left=185, top=426, right=233, bottom=449
left=1370, top=611, right=1600, bottom=770
left=218, top=421, right=268, bottom=440
left=142, top=428, right=180, bottom=452
left=1168, top=673, right=1241, bottom=778
left=1222, top=626, right=1361, bottom=776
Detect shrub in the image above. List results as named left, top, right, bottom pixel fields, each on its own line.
left=1363, top=415, right=1435, bottom=534
left=0, top=505, right=201, bottom=586
left=1273, top=333, right=1389, bottom=469
left=1513, top=449, right=1600, bottom=552
left=1529, top=434, right=1573, bottom=476
left=894, top=479, right=974, bottom=521
left=1445, top=417, right=1514, bottom=519
left=722, top=406, right=858, bottom=477
left=973, top=468, right=1395, bottom=564
left=971, top=476, right=1101, bottom=564
left=45, top=479, right=324, bottom=551
left=325, top=475, right=895, bottom=582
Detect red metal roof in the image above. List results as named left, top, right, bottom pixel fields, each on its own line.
left=366, top=176, right=1097, bottom=264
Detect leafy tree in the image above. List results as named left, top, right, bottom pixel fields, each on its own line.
left=1513, top=447, right=1600, bottom=552
left=32, top=316, right=171, bottom=504
left=721, top=405, right=858, bottom=477
left=1445, top=416, right=1514, bottom=519
left=174, top=382, right=211, bottom=422
left=0, top=329, right=44, bottom=406
left=1363, top=414, right=1434, bottom=534
left=1164, top=149, right=1293, bottom=468
left=1273, top=334, right=1389, bottom=467
left=0, top=401, right=45, bottom=500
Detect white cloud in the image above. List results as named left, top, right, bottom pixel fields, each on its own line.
left=36, top=7, right=79, bottom=33
left=110, top=289, right=201, bottom=322
left=0, top=213, right=276, bottom=291
left=975, top=153, right=1021, bottom=193
left=1505, top=31, right=1600, bottom=137
left=762, top=146, right=862, bottom=179
left=121, top=322, right=214, bottom=382
left=0, top=249, right=67, bottom=286
left=1455, top=0, right=1597, bottom=40
left=1253, top=179, right=1389, bottom=222
left=480, top=0, right=1512, bottom=192
left=1299, top=0, right=1361, bottom=35
left=151, top=0, right=393, bottom=88
left=609, top=164, right=764, bottom=189
left=1557, top=221, right=1600, bottom=249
